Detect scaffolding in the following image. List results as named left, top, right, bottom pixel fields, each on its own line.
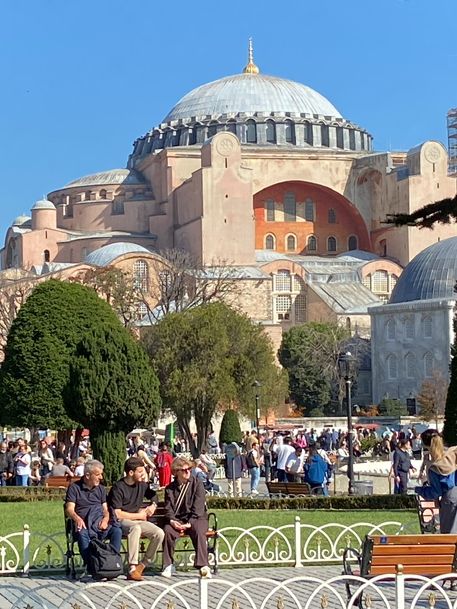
left=448, top=107, right=457, bottom=176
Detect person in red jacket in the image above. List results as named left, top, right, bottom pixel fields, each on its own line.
left=155, top=443, right=173, bottom=488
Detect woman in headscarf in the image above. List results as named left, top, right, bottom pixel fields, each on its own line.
left=415, top=429, right=457, bottom=533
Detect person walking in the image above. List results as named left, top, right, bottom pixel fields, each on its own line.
left=393, top=439, right=416, bottom=495
left=247, top=440, right=261, bottom=495
left=224, top=442, right=243, bottom=497
left=155, top=444, right=173, bottom=488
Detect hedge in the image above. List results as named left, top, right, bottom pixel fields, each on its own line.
left=0, top=488, right=417, bottom=510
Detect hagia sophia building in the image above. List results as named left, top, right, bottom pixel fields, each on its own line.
left=2, top=42, right=456, bottom=405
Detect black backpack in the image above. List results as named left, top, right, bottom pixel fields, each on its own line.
left=87, top=538, right=123, bottom=580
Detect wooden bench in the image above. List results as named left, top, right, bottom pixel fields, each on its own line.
left=46, top=475, right=81, bottom=488
left=266, top=481, right=314, bottom=497
left=65, top=499, right=218, bottom=579
left=343, top=534, right=457, bottom=605
left=417, top=495, right=440, bottom=533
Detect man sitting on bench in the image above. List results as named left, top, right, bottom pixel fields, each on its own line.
left=65, top=460, right=122, bottom=573
left=162, top=456, right=211, bottom=578
left=108, top=457, right=164, bottom=581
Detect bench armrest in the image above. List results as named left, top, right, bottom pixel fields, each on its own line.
left=342, top=547, right=361, bottom=576
left=208, top=511, right=218, bottom=533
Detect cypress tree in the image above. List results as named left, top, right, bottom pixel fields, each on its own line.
left=443, top=310, right=457, bottom=445
left=219, top=410, right=242, bottom=446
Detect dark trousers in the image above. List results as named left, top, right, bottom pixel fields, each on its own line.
left=76, top=525, right=122, bottom=564
left=277, top=469, right=287, bottom=482
left=163, top=518, right=208, bottom=568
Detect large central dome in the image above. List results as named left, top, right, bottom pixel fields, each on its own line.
left=163, top=72, right=342, bottom=123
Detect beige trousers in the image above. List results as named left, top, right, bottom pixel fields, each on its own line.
left=120, top=519, right=165, bottom=566
left=228, top=478, right=242, bottom=497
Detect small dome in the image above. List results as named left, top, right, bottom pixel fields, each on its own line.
left=64, top=169, right=144, bottom=189
left=84, top=242, right=152, bottom=267
left=163, top=73, right=342, bottom=123
left=12, top=214, right=31, bottom=226
left=390, top=236, right=457, bottom=303
left=32, top=199, right=55, bottom=210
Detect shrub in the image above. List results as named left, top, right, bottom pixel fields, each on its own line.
left=219, top=409, right=242, bottom=446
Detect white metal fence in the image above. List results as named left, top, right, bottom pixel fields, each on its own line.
left=1, top=571, right=456, bottom=609
left=0, top=519, right=405, bottom=575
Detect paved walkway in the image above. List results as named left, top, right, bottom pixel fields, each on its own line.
left=1, top=565, right=455, bottom=609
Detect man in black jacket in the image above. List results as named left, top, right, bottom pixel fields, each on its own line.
left=0, top=442, right=13, bottom=486
left=162, top=456, right=210, bottom=578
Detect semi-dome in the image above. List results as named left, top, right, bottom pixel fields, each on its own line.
left=84, top=242, right=151, bottom=267
left=390, top=236, right=457, bottom=304
left=63, top=168, right=144, bottom=189
left=32, top=198, right=55, bottom=210
left=163, top=73, right=342, bottom=123
left=12, top=214, right=31, bottom=226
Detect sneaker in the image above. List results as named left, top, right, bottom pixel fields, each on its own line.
left=199, top=566, right=212, bottom=578
left=161, top=564, right=176, bottom=578
left=127, top=563, right=145, bottom=581
left=250, top=489, right=259, bottom=496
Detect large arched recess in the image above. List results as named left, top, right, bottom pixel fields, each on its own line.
left=254, top=180, right=371, bottom=255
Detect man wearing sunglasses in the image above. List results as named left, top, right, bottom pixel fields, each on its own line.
left=162, top=457, right=210, bottom=578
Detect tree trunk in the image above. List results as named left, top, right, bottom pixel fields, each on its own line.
left=177, top=418, right=198, bottom=458
left=70, top=428, right=83, bottom=460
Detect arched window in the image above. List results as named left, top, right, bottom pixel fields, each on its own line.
left=390, top=274, right=398, bottom=291
left=424, top=352, right=434, bottom=378
left=387, top=354, right=398, bottom=379
left=99, top=189, right=107, bottom=200
left=386, top=319, right=396, bottom=340
left=294, top=294, right=306, bottom=322
left=266, top=121, right=276, bottom=143
left=275, top=295, right=291, bottom=321
left=304, top=122, right=313, bottom=145
left=404, top=317, right=414, bottom=340
left=275, top=270, right=292, bottom=291
left=304, top=198, right=315, bottom=221
left=405, top=353, right=416, bottom=378
left=189, top=126, right=197, bottom=145
left=265, top=199, right=275, bottom=222
left=265, top=234, right=275, bottom=250
left=336, top=127, right=344, bottom=149
left=207, top=122, right=218, bottom=138
left=307, top=235, right=317, bottom=251
left=349, top=130, right=356, bottom=150
left=286, top=234, right=296, bottom=251
left=43, top=249, right=50, bottom=263
left=321, top=124, right=329, bottom=147
left=362, top=274, right=371, bottom=289
left=423, top=316, right=432, bottom=338
left=226, top=120, right=237, bottom=134
left=246, top=120, right=257, bottom=143
left=328, top=209, right=336, bottom=224
left=285, top=120, right=295, bottom=144
left=133, top=259, right=149, bottom=291
left=372, top=270, right=388, bottom=293
left=284, top=193, right=296, bottom=222
left=348, top=235, right=358, bottom=251
left=327, top=236, right=337, bottom=252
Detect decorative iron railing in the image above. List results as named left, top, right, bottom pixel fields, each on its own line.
left=1, top=571, right=456, bottom=609
left=0, top=518, right=404, bottom=575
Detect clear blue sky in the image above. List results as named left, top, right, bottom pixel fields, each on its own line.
left=0, top=0, right=456, bottom=239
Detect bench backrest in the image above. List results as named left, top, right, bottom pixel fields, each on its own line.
left=361, top=534, right=457, bottom=576
left=266, top=482, right=312, bottom=496
left=46, top=476, right=81, bottom=488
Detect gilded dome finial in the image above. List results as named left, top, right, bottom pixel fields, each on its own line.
left=243, top=38, right=259, bottom=74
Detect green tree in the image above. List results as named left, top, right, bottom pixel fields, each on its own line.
left=378, top=398, right=407, bottom=417
left=219, top=410, right=242, bottom=446
left=66, top=324, right=161, bottom=483
left=143, top=302, right=283, bottom=453
left=0, top=280, right=118, bottom=430
left=278, top=322, right=349, bottom=415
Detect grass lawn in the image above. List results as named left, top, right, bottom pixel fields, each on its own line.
left=0, top=502, right=419, bottom=571
left=1, top=501, right=419, bottom=536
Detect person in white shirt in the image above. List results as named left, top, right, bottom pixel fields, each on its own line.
left=14, top=439, right=31, bottom=486
left=275, top=437, right=295, bottom=482
left=285, top=446, right=305, bottom=482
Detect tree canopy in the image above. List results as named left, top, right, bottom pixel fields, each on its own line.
left=0, top=280, right=135, bottom=430
left=142, top=302, right=285, bottom=452
left=278, top=321, right=349, bottom=415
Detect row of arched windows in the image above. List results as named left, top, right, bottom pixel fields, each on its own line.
left=264, top=233, right=358, bottom=252
left=265, top=197, right=338, bottom=224
left=386, top=352, right=434, bottom=380
left=385, top=316, right=432, bottom=340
